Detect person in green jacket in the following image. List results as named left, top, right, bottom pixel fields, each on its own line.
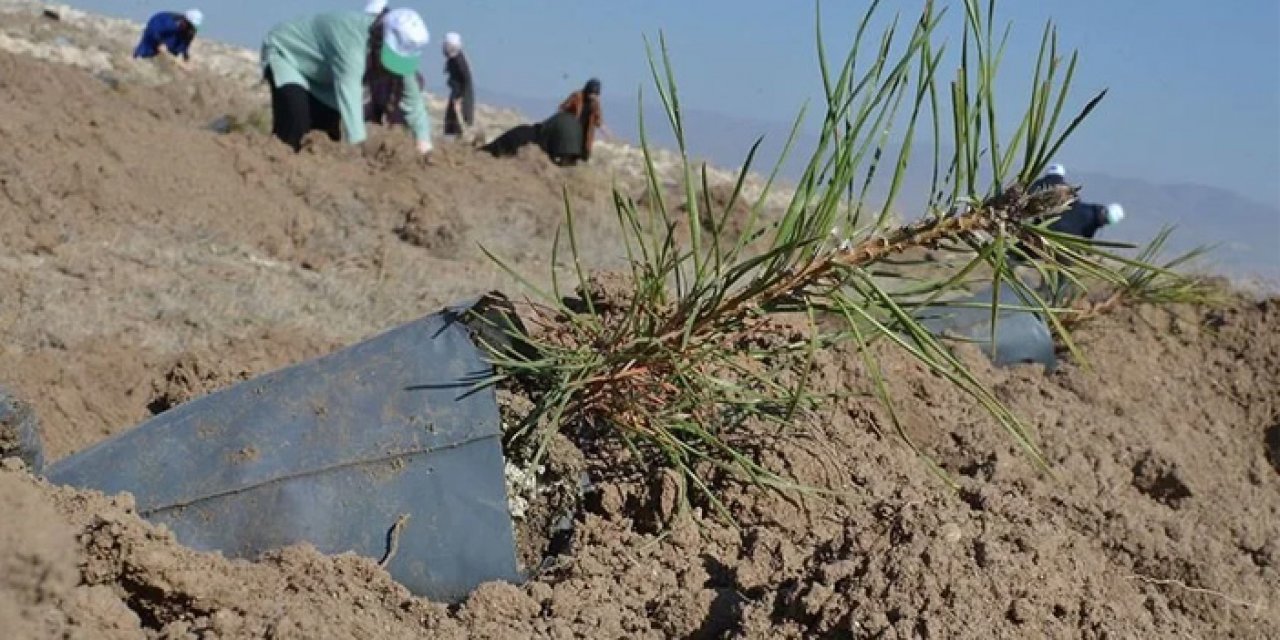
left=260, top=8, right=433, bottom=155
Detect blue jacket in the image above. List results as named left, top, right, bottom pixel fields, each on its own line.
left=134, top=12, right=195, bottom=60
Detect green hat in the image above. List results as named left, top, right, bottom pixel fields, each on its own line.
left=380, top=8, right=428, bottom=77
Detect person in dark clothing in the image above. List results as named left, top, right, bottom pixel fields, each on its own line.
left=133, top=9, right=202, bottom=64
left=1014, top=200, right=1124, bottom=264
left=481, top=123, right=544, bottom=157
left=481, top=110, right=582, bottom=165
left=539, top=109, right=586, bottom=165
left=366, top=70, right=427, bottom=126
left=1047, top=201, right=1124, bottom=240
left=482, top=78, right=606, bottom=165
left=1043, top=201, right=1124, bottom=303
left=1029, top=163, right=1067, bottom=192
left=360, top=4, right=429, bottom=128
left=1017, top=200, right=1124, bottom=304
left=261, top=8, right=433, bottom=154
left=442, top=32, right=475, bottom=138
left=481, top=112, right=581, bottom=165
left=557, top=78, right=605, bottom=162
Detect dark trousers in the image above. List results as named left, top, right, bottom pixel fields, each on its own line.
left=444, top=96, right=474, bottom=136
left=443, top=102, right=464, bottom=136
left=481, top=123, right=580, bottom=166
left=266, top=67, right=341, bottom=152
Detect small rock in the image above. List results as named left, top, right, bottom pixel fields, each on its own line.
left=1, top=457, right=26, bottom=471
left=526, top=581, right=553, bottom=604
left=112, top=492, right=137, bottom=513
left=1008, top=597, right=1034, bottom=624
left=939, top=522, right=963, bottom=544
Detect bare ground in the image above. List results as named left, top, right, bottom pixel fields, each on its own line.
left=0, top=6, right=1277, bottom=639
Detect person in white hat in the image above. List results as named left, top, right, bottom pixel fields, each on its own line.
left=261, top=8, right=433, bottom=155
left=132, top=8, right=203, bottom=68
left=1019, top=199, right=1125, bottom=303
left=1029, top=162, right=1067, bottom=192
left=364, top=7, right=428, bottom=129
left=1015, top=198, right=1125, bottom=262
left=1011, top=161, right=1118, bottom=298
left=1047, top=200, right=1124, bottom=241
left=441, top=31, right=474, bottom=139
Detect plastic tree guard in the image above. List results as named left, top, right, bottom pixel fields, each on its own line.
left=45, top=297, right=523, bottom=602
left=920, top=282, right=1058, bottom=370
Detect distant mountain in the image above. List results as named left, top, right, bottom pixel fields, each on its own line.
left=1069, top=173, right=1280, bottom=282
left=480, top=89, right=1278, bottom=286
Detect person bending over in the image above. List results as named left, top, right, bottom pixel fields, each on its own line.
left=554, top=78, right=606, bottom=162
left=483, top=78, right=608, bottom=166
left=1048, top=201, right=1124, bottom=242
left=133, top=9, right=203, bottom=68
left=261, top=8, right=434, bottom=156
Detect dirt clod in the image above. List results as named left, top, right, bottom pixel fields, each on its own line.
left=147, top=351, right=253, bottom=414
left=1132, top=449, right=1195, bottom=508
left=395, top=197, right=470, bottom=258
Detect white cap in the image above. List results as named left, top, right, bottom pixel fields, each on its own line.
left=380, top=8, right=429, bottom=76
left=444, top=31, right=462, bottom=49
left=1104, top=203, right=1125, bottom=225
left=363, top=0, right=387, bottom=15
left=184, top=8, right=203, bottom=27
left=1046, top=163, right=1066, bottom=177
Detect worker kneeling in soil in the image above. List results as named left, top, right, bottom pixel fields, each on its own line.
left=261, top=8, right=434, bottom=156
left=483, top=78, right=606, bottom=166
left=133, top=8, right=203, bottom=67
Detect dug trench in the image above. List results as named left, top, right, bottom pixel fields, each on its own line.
left=1, top=8, right=1279, bottom=639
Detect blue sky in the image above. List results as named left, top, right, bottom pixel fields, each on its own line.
left=72, top=1, right=1280, bottom=209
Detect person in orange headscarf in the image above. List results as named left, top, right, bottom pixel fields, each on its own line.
left=482, top=78, right=611, bottom=166
left=555, top=78, right=605, bottom=161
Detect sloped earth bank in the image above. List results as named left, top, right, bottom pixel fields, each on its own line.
left=0, top=44, right=630, bottom=461
left=1, top=11, right=1278, bottom=640
left=2, top=298, right=1276, bottom=638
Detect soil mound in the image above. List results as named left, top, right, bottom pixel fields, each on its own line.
left=1, top=299, right=1275, bottom=639
left=0, top=4, right=1276, bottom=638
left=0, top=39, right=632, bottom=458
